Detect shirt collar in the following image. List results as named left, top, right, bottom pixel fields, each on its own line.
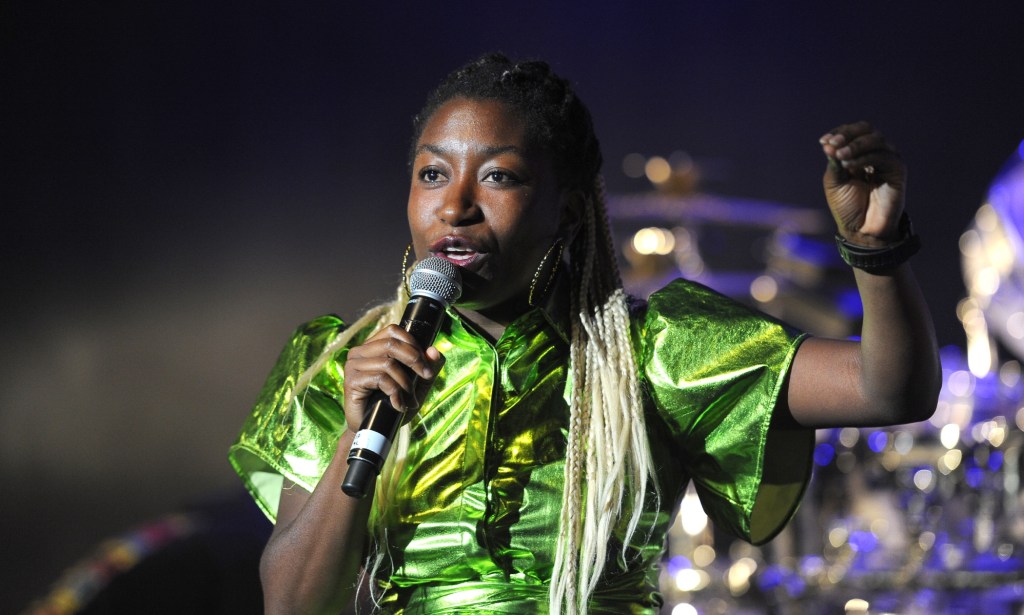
left=444, top=270, right=571, bottom=347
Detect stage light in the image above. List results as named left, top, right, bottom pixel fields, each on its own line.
left=674, top=568, right=710, bottom=592
left=750, top=275, right=778, bottom=303
left=913, top=468, right=935, bottom=492
left=893, top=431, right=914, bottom=455
left=1007, top=314, right=1024, bottom=339
left=632, top=227, right=675, bottom=255
left=940, top=424, right=960, bottom=449
left=671, top=604, right=698, bottom=615
left=813, top=443, right=835, bottom=467
left=959, top=229, right=982, bottom=257
left=976, top=203, right=999, bottom=232
left=836, top=451, right=857, bottom=473
left=726, top=558, right=756, bottom=596
left=947, top=370, right=975, bottom=397
left=867, top=431, right=889, bottom=453
left=827, top=564, right=848, bottom=584
left=828, top=527, right=849, bottom=549
left=622, top=153, right=646, bottom=179
left=938, top=449, right=962, bottom=475
left=987, top=419, right=1007, bottom=447
left=692, top=544, right=716, bottom=568
left=1001, top=360, right=1022, bottom=386
left=972, top=266, right=1001, bottom=296
left=967, top=328, right=994, bottom=377
left=645, top=156, right=672, bottom=184
left=679, top=489, right=708, bottom=536
left=918, top=531, right=936, bottom=551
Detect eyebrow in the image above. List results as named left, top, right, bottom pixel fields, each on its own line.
left=415, top=143, right=522, bottom=157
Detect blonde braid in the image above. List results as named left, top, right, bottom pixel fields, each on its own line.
left=550, top=177, right=658, bottom=614
left=290, top=279, right=411, bottom=612
left=293, top=281, right=409, bottom=395
left=550, top=202, right=592, bottom=611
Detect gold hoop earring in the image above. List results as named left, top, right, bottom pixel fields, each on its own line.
left=528, top=238, right=565, bottom=308
left=401, top=243, right=413, bottom=295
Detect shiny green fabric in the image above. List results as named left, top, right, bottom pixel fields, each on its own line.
left=229, top=278, right=813, bottom=613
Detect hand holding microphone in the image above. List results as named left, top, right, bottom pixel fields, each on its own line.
left=341, top=256, right=462, bottom=498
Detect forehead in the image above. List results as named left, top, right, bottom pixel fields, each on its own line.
left=416, top=97, right=534, bottom=152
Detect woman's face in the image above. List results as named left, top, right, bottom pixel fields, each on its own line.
left=408, top=97, right=565, bottom=317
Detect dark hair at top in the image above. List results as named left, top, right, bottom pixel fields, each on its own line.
left=411, top=53, right=603, bottom=193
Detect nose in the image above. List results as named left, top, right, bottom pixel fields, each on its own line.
left=438, top=178, right=482, bottom=226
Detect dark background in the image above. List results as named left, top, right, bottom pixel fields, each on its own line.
left=3, top=1, right=1024, bottom=610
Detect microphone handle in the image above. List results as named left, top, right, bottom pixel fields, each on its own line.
left=341, top=295, right=447, bottom=498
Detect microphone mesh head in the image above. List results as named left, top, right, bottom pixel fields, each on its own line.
left=409, top=256, right=463, bottom=306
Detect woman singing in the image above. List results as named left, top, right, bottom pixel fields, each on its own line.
left=229, top=53, right=940, bottom=614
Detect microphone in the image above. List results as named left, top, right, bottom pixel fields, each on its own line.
left=341, top=256, right=462, bottom=498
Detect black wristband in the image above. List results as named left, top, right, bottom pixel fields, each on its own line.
left=835, top=212, right=920, bottom=274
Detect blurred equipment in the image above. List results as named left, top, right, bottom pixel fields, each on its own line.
left=961, top=140, right=1024, bottom=376
left=608, top=152, right=860, bottom=340
left=614, top=145, right=1024, bottom=614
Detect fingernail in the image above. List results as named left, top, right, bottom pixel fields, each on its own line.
left=836, top=146, right=851, bottom=159
left=819, top=133, right=831, bottom=144
left=828, top=135, right=845, bottom=146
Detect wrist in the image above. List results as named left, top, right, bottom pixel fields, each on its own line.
left=835, top=212, right=920, bottom=274
left=836, top=229, right=895, bottom=248
left=337, top=427, right=358, bottom=449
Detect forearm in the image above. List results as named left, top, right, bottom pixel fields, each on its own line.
left=853, top=262, right=941, bottom=422
left=788, top=263, right=941, bottom=427
left=260, top=430, right=374, bottom=615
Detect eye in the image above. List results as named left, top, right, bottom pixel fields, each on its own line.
left=483, top=170, right=519, bottom=184
left=419, top=168, right=445, bottom=183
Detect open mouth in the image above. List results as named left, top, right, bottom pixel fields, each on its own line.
left=430, top=236, right=486, bottom=267
left=439, top=246, right=478, bottom=264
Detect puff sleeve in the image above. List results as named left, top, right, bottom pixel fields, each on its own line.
left=638, top=279, right=814, bottom=544
left=228, top=315, right=351, bottom=522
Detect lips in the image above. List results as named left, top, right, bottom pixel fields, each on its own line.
left=429, top=235, right=488, bottom=268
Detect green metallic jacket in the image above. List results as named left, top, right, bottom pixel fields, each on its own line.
left=229, top=279, right=813, bottom=613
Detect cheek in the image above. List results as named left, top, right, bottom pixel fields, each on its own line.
left=498, top=206, right=561, bottom=264
left=406, top=194, right=433, bottom=253
left=517, top=201, right=561, bottom=242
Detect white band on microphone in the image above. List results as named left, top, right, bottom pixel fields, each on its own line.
left=352, top=429, right=391, bottom=459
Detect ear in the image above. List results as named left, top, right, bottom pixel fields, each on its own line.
left=557, top=189, right=586, bottom=245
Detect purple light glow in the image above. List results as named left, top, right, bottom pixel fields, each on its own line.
left=868, top=431, right=889, bottom=453
left=989, top=449, right=1004, bottom=472
left=813, top=443, right=835, bottom=466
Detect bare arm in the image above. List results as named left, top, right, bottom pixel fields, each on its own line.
left=260, top=432, right=373, bottom=614
left=785, top=122, right=941, bottom=428
left=260, top=324, right=444, bottom=614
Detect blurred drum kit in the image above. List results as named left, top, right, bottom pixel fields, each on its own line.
left=608, top=145, right=1024, bottom=614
